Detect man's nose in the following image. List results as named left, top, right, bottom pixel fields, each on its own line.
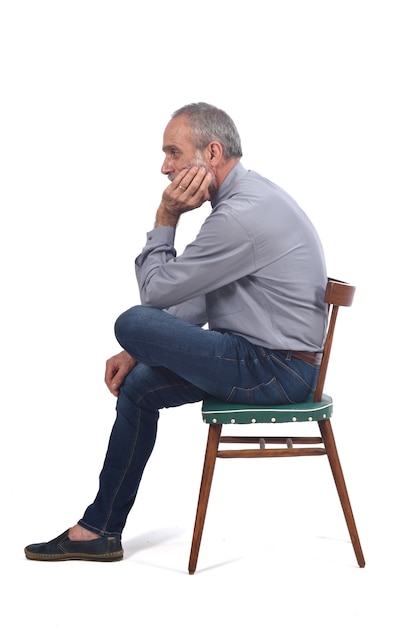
left=161, top=157, right=173, bottom=175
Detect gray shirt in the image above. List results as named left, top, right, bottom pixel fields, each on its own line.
left=135, top=162, right=327, bottom=351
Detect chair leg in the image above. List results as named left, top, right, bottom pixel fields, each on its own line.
left=188, top=424, right=222, bottom=575
left=319, top=419, right=365, bottom=567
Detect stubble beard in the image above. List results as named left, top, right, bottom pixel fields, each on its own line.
left=168, top=151, right=215, bottom=195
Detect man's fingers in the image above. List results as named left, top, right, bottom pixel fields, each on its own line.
left=176, top=167, right=211, bottom=197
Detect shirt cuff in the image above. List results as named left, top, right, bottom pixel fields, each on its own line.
left=146, top=226, right=175, bottom=245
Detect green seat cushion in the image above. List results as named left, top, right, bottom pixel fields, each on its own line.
left=202, top=394, right=333, bottom=424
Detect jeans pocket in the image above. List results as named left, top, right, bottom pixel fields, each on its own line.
left=226, top=377, right=284, bottom=405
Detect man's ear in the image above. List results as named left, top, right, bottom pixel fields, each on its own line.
left=206, top=141, right=223, bottom=165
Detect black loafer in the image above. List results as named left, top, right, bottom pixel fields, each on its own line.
left=24, top=529, right=124, bottom=562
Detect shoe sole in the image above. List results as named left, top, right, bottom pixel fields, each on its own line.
left=24, top=549, right=124, bottom=562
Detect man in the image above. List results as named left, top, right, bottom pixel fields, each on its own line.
left=25, top=103, right=327, bottom=562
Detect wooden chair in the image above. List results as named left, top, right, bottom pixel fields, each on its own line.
left=188, top=278, right=365, bottom=574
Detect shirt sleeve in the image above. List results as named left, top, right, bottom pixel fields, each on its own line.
left=165, top=296, right=208, bottom=326
left=135, top=208, right=256, bottom=310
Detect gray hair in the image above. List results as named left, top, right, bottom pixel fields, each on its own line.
left=171, top=102, right=243, bottom=159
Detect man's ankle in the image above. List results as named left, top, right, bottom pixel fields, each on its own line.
left=68, top=524, right=100, bottom=541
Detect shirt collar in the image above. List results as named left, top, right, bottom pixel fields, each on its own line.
left=211, top=161, right=248, bottom=210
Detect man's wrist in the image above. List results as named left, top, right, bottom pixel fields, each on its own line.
left=154, top=204, right=179, bottom=228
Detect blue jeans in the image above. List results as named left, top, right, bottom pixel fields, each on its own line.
left=79, top=306, right=320, bottom=537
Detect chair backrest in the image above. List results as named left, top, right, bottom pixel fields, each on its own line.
left=313, top=278, right=356, bottom=402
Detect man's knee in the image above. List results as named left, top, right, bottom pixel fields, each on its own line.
left=115, top=305, right=140, bottom=343
left=115, top=306, right=172, bottom=354
left=114, top=305, right=156, bottom=348
left=116, top=362, right=157, bottom=413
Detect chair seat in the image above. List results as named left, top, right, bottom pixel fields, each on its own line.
left=202, top=393, right=333, bottom=424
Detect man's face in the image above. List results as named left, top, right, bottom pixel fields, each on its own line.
left=161, top=115, right=209, bottom=181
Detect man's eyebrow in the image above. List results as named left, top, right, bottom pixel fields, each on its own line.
left=162, top=143, right=180, bottom=152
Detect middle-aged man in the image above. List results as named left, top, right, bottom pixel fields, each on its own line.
left=25, top=102, right=328, bottom=562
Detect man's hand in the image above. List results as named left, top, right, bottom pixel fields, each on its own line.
left=155, top=166, right=212, bottom=227
left=105, top=350, right=137, bottom=397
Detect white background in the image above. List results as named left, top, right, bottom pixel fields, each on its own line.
left=1, top=1, right=416, bottom=624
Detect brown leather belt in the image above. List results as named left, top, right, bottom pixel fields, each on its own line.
left=279, top=350, right=322, bottom=365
